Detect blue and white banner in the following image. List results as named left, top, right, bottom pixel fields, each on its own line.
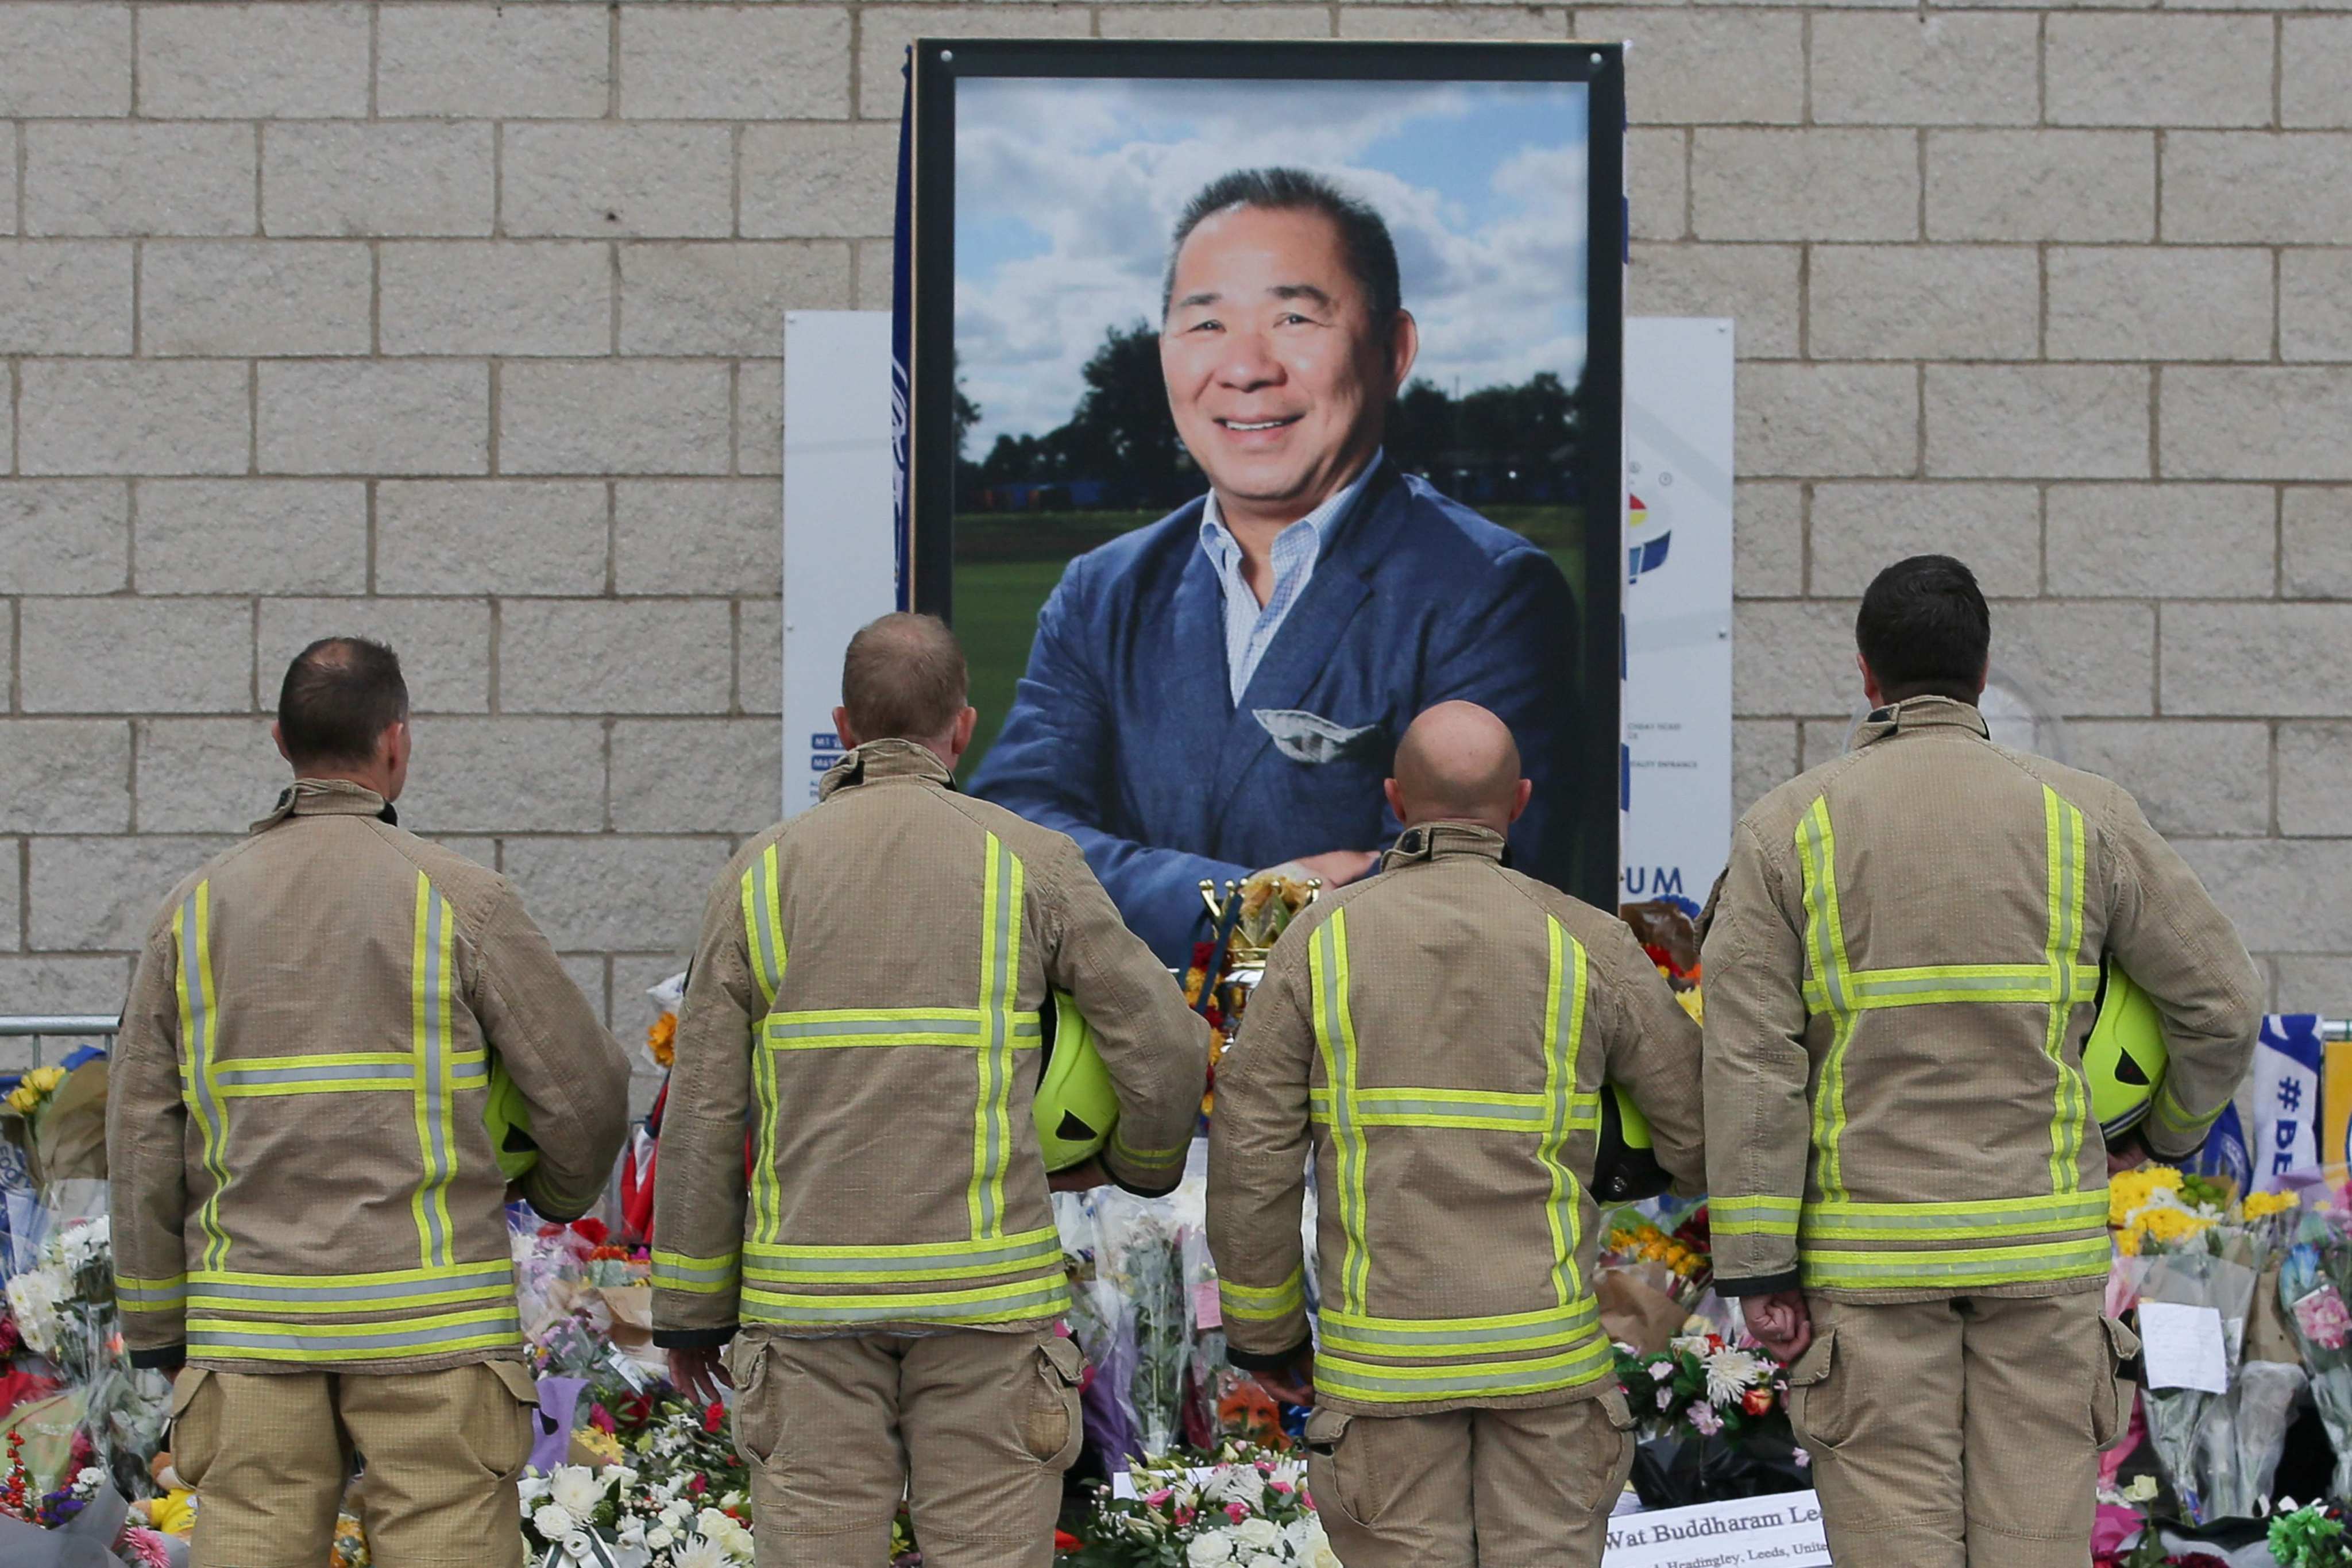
left=2253, top=1014, right=2324, bottom=1191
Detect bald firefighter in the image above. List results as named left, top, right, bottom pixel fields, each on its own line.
left=1704, top=555, right=2262, bottom=1567
left=109, top=637, right=632, bottom=1568
left=1208, top=702, right=1706, bottom=1567
left=650, top=613, right=1210, bottom=1568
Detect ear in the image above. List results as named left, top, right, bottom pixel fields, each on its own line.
left=1973, top=659, right=1990, bottom=698
left=832, top=705, right=856, bottom=751
left=1508, top=777, right=1533, bottom=825
left=271, top=723, right=292, bottom=766
left=952, top=705, right=979, bottom=752
left=1387, top=310, right=1420, bottom=394
left=1382, top=777, right=1405, bottom=823
left=1856, top=652, right=1883, bottom=708
left=382, top=719, right=410, bottom=767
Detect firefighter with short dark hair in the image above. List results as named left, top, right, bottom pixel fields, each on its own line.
left=1703, top=555, right=2262, bottom=1567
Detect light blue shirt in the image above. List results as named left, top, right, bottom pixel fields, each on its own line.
left=1196, top=453, right=1382, bottom=704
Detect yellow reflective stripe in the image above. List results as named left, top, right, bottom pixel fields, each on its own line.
left=1808, top=964, right=2102, bottom=1010
left=1317, top=1337, right=1613, bottom=1402
left=742, top=844, right=787, bottom=1247
left=1110, top=1129, right=1187, bottom=1173
left=190, top=1285, right=513, bottom=1315
left=176, top=881, right=234, bottom=1275
left=220, top=1050, right=486, bottom=1071
left=2042, top=789, right=2090, bottom=1194
left=1320, top=1301, right=1597, bottom=1359
left=1712, top=1195, right=1803, bottom=1237
left=1801, top=1191, right=2109, bottom=1241
left=2149, top=1080, right=2217, bottom=1141
left=1310, top=911, right=1370, bottom=1317
left=408, top=873, right=460, bottom=1272
left=1535, top=917, right=1592, bottom=1308
left=1801, top=1235, right=2112, bottom=1289
left=1797, top=800, right=1856, bottom=1205
left=651, top=1249, right=741, bottom=1295
left=969, top=834, right=1024, bottom=1240
left=187, top=1306, right=520, bottom=1362
left=1306, top=1088, right=1593, bottom=1134
left=115, top=1273, right=188, bottom=1311
left=1219, top=1265, right=1305, bottom=1323
left=744, top=1227, right=1060, bottom=1284
left=740, top=1275, right=1071, bottom=1327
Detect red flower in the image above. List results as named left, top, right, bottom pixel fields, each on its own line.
left=570, top=1218, right=611, bottom=1246
left=689, top=1474, right=709, bottom=1494
left=1054, top=1531, right=1083, bottom=1551
left=1192, top=943, right=1216, bottom=970
left=1741, top=1388, right=1775, bottom=1416
left=703, top=1401, right=727, bottom=1434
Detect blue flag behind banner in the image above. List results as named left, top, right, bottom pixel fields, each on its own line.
left=889, top=51, right=914, bottom=611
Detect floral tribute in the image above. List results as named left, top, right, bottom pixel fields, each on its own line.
left=1058, top=1441, right=1339, bottom=1568
left=518, top=1389, right=754, bottom=1566
left=1613, top=1329, right=1793, bottom=1451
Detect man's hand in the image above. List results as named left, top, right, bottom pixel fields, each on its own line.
left=1049, top=1158, right=1110, bottom=1194
left=667, top=1345, right=732, bottom=1407
left=1287, top=851, right=1380, bottom=890
left=1251, top=1351, right=1316, bottom=1408
left=2106, top=1130, right=2151, bottom=1176
left=1740, top=1291, right=1813, bottom=1362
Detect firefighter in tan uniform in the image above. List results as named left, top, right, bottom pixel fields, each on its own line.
left=650, top=613, right=1210, bottom=1568
left=107, top=636, right=634, bottom=1568
left=1209, top=701, right=1706, bottom=1567
left=1703, top=556, right=2262, bottom=1568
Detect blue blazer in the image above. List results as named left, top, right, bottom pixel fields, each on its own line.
left=968, top=459, right=1584, bottom=966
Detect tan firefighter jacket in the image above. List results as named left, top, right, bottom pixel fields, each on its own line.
left=108, top=779, right=632, bottom=1373
left=1702, top=696, right=2262, bottom=1303
left=1207, top=822, right=1706, bottom=1416
left=649, top=739, right=1210, bottom=1345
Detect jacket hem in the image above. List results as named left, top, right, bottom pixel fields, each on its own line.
left=652, top=1325, right=738, bottom=1350
left=128, top=1345, right=186, bottom=1372
left=1813, top=1272, right=2107, bottom=1307
left=1226, top=1338, right=1312, bottom=1373
left=1314, top=1369, right=1615, bottom=1420
left=1714, top=1269, right=1802, bottom=1297
left=187, top=1345, right=527, bottom=1377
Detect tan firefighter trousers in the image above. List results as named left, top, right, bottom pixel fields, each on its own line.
left=1303, top=1387, right=1639, bottom=1568
left=1785, top=1289, right=2139, bottom=1568
left=726, top=1328, right=1084, bottom=1568
left=169, top=1360, right=542, bottom=1568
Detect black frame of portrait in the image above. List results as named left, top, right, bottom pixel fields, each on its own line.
left=907, top=37, right=1628, bottom=909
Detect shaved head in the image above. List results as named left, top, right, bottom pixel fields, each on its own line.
left=1386, top=702, right=1530, bottom=833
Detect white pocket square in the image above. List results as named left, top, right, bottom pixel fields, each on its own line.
left=1253, top=708, right=1380, bottom=766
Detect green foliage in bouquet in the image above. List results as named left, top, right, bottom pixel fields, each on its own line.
left=1612, top=1331, right=1788, bottom=1445
left=2272, top=1504, right=2352, bottom=1568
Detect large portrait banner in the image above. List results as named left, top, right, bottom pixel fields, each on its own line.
left=910, top=41, right=1627, bottom=963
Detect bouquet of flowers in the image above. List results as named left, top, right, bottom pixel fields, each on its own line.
left=1598, top=1212, right=1712, bottom=1307
left=1060, top=1440, right=1337, bottom=1568
left=2281, top=1204, right=2352, bottom=1505
left=1090, top=1188, right=1195, bottom=1462
left=519, top=1461, right=754, bottom=1567
left=2271, top=1501, right=2352, bottom=1568
left=1, top=1213, right=171, bottom=1504
left=1614, top=1328, right=1785, bottom=1445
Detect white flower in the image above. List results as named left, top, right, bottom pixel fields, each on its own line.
left=550, top=1465, right=606, bottom=1519
left=562, top=1532, right=596, bottom=1562
left=1646, top=1362, right=1675, bottom=1382
left=1702, top=1348, right=1765, bottom=1406
left=646, top=1525, right=675, bottom=1551
left=669, top=1536, right=730, bottom=1568
left=534, top=1504, right=578, bottom=1540
left=1188, top=1533, right=1238, bottom=1567
left=1305, top=1519, right=1343, bottom=1568
left=1243, top=1555, right=1287, bottom=1568
left=520, top=1473, right=552, bottom=1505
left=1234, top=1517, right=1281, bottom=1551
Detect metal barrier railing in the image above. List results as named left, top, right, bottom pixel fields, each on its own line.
left=0, top=1015, right=121, bottom=1070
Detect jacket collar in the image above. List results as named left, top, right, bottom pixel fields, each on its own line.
left=250, top=777, right=396, bottom=833
left=1853, top=694, right=1991, bottom=750
left=1381, top=820, right=1508, bottom=871
left=817, top=737, right=956, bottom=801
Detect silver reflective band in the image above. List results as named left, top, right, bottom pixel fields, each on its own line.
left=1325, top=1310, right=1596, bottom=1349
left=188, top=1314, right=520, bottom=1352
left=743, top=1283, right=1068, bottom=1323
left=748, top=1234, right=1060, bottom=1276
left=187, top=1265, right=512, bottom=1304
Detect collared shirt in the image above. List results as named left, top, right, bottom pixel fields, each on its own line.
left=1197, top=453, right=1382, bottom=704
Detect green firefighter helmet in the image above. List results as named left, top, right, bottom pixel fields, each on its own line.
left=1034, top=991, right=1121, bottom=1173
left=1592, top=1082, right=1670, bottom=1203
left=483, top=1056, right=541, bottom=1184
left=2084, top=958, right=2169, bottom=1141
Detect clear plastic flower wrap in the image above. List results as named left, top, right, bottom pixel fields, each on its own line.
left=1092, top=1186, right=1192, bottom=1459
left=2281, top=1204, right=2352, bottom=1504
left=2126, top=1232, right=2260, bottom=1523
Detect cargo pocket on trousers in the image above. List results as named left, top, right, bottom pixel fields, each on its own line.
left=464, top=1360, right=542, bottom=1480
left=727, top=1339, right=780, bottom=1468
left=165, top=1366, right=219, bottom=1490
left=1303, top=1408, right=1381, bottom=1528
left=2094, top=1315, right=2142, bottom=1451
left=1575, top=1388, right=1642, bottom=1515
left=1021, top=1336, right=1086, bottom=1470
left=1783, top=1329, right=1854, bottom=1454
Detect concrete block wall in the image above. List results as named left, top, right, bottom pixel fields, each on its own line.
left=1, top=0, right=2347, bottom=1073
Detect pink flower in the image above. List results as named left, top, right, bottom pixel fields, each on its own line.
left=1689, top=1403, right=1723, bottom=1436
left=1793, top=1448, right=1812, bottom=1469
left=1144, top=1489, right=1173, bottom=1507
left=1269, top=1481, right=1294, bottom=1495
left=1225, top=1502, right=1249, bottom=1523
left=1655, top=1388, right=1673, bottom=1411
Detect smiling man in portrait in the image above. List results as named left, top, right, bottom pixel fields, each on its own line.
left=970, top=167, right=1584, bottom=964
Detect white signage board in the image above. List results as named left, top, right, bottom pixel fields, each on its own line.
left=781, top=311, right=901, bottom=815
left=1620, top=317, right=1736, bottom=916
left=1604, top=1490, right=1830, bottom=1567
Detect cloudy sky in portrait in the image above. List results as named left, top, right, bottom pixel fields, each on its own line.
left=953, top=75, right=1592, bottom=453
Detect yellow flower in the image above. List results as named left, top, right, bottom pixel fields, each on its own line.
left=1675, top=989, right=1705, bottom=1025
left=27, top=1065, right=64, bottom=1091
left=646, top=1012, right=677, bottom=1069
left=5, top=1087, right=36, bottom=1114
left=2242, top=1190, right=2299, bottom=1220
